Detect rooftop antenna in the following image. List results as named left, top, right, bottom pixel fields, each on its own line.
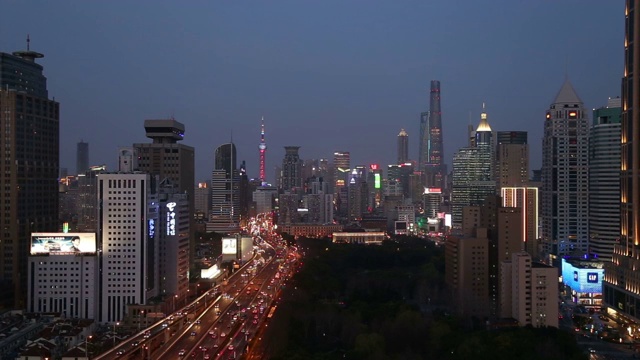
left=26, top=34, right=30, bottom=51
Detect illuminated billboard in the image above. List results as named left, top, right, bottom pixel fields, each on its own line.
left=222, top=237, right=237, bottom=255
left=444, top=214, right=452, bottom=227
left=31, top=233, right=96, bottom=255
left=561, top=258, right=603, bottom=294
left=374, top=173, right=381, bottom=189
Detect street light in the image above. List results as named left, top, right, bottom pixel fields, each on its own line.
left=113, top=322, right=120, bottom=347
left=138, top=310, right=145, bottom=331
left=85, top=335, right=92, bottom=359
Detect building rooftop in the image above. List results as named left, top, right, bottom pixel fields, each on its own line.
left=552, top=79, right=583, bottom=105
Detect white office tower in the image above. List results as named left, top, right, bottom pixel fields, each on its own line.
left=28, top=233, right=99, bottom=319
left=500, top=252, right=558, bottom=328
left=158, top=179, right=190, bottom=304
left=118, top=147, right=138, bottom=172
left=541, top=80, right=589, bottom=259
left=97, top=173, right=158, bottom=323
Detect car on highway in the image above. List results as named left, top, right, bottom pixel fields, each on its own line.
left=116, top=349, right=126, bottom=356
left=131, top=341, right=139, bottom=347
left=190, top=331, right=197, bottom=336
left=178, top=349, right=186, bottom=357
left=228, top=345, right=235, bottom=351
left=221, top=332, right=226, bottom=337
left=195, top=319, right=201, bottom=324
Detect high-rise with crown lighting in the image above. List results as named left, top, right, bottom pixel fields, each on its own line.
left=420, top=80, right=445, bottom=189
left=397, top=129, right=409, bottom=164
left=604, top=0, right=640, bottom=322
left=259, top=117, right=267, bottom=185
left=0, top=42, right=59, bottom=308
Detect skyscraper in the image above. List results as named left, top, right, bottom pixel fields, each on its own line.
left=281, top=146, right=303, bottom=191
left=541, top=80, right=589, bottom=259
left=259, top=117, right=267, bottom=185
left=0, top=45, right=60, bottom=308
left=604, top=1, right=639, bottom=321
left=397, top=129, right=409, bottom=164
left=589, top=97, right=621, bottom=261
left=208, top=143, right=240, bottom=233
left=134, top=119, right=195, bottom=273
left=97, top=172, right=158, bottom=323
left=333, top=151, right=350, bottom=215
left=419, top=81, right=445, bottom=189
left=76, top=141, right=89, bottom=175
left=451, top=106, right=495, bottom=228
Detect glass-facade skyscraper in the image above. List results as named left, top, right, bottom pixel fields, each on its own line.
left=419, top=80, right=446, bottom=189
left=0, top=47, right=59, bottom=308
left=451, top=106, right=495, bottom=228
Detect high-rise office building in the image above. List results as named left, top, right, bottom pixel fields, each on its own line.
left=76, top=141, right=89, bottom=175
left=157, top=180, right=190, bottom=304
left=281, top=146, right=303, bottom=192
left=496, top=131, right=529, bottom=188
left=451, top=106, right=495, bottom=228
left=97, top=173, right=158, bottom=323
left=588, top=98, right=621, bottom=261
left=0, top=46, right=60, bottom=308
left=208, top=143, right=240, bottom=233
left=541, top=80, right=589, bottom=259
left=604, top=0, right=640, bottom=321
left=134, top=119, right=195, bottom=273
left=333, top=152, right=350, bottom=215
left=501, top=187, right=539, bottom=255
left=397, top=129, right=409, bottom=164
left=367, top=164, right=383, bottom=210
left=419, top=81, right=446, bottom=189
left=76, top=165, right=106, bottom=233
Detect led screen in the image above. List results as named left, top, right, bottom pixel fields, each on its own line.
left=561, top=258, right=603, bottom=294
left=222, top=237, right=237, bottom=255
left=31, top=233, right=96, bottom=255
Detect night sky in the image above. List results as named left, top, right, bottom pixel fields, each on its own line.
left=0, top=1, right=623, bottom=183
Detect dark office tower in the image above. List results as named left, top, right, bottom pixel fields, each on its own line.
left=76, top=141, right=89, bottom=175
left=134, top=119, right=195, bottom=271
left=541, top=80, right=589, bottom=259
left=208, top=143, right=240, bottom=233
left=419, top=81, right=445, bottom=189
left=333, top=151, right=350, bottom=214
left=0, top=45, right=59, bottom=308
left=281, top=146, right=303, bottom=192
left=238, top=161, right=250, bottom=221
left=397, top=129, right=409, bottom=164
left=604, top=0, right=640, bottom=320
left=589, top=98, right=621, bottom=261
left=496, top=131, right=529, bottom=188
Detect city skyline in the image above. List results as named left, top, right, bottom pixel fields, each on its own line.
left=0, top=1, right=623, bottom=182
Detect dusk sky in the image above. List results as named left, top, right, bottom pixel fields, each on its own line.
left=0, top=1, right=623, bottom=183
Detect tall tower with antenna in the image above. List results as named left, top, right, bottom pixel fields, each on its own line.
left=259, top=117, right=267, bottom=185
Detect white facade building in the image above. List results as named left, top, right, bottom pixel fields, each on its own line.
left=158, top=188, right=190, bottom=303
left=541, top=80, right=590, bottom=258
left=27, top=233, right=99, bottom=319
left=97, top=173, right=158, bottom=323
left=501, top=252, right=558, bottom=328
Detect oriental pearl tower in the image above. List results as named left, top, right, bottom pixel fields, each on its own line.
left=259, top=117, right=267, bottom=185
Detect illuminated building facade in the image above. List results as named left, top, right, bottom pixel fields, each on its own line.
left=541, top=80, right=589, bottom=258
left=451, top=106, right=495, bottom=228
left=496, top=131, right=529, bottom=188
left=208, top=143, right=240, bottom=233
left=604, top=0, right=640, bottom=324
left=501, top=187, right=539, bottom=255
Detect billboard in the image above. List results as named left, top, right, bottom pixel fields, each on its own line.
left=222, top=237, right=237, bottom=255
left=561, top=258, right=603, bottom=294
left=31, top=233, right=96, bottom=255
left=374, top=173, right=381, bottom=189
